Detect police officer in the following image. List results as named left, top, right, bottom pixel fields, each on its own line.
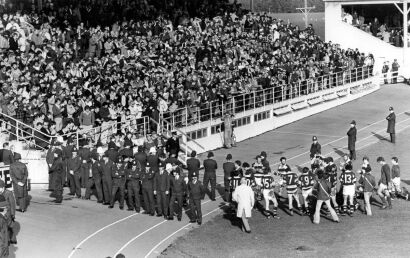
left=386, top=107, right=396, bottom=143
left=105, top=142, right=119, bottom=163
left=203, top=151, right=217, bottom=201
left=109, top=157, right=126, bottom=209
left=62, top=139, right=75, bottom=188
left=347, top=120, right=357, bottom=160
left=169, top=165, right=186, bottom=221
left=85, top=154, right=104, bottom=203
left=154, top=166, right=170, bottom=219
left=50, top=150, right=64, bottom=203
left=188, top=172, right=204, bottom=225
left=127, top=160, right=142, bottom=213
left=101, top=154, right=114, bottom=205
left=141, top=166, right=155, bottom=216
left=147, top=147, right=160, bottom=173
left=134, top=146, right=147, bottom=172
left=310, top=136, right=321, bottom=159
left=78, top=142, right=92, bottom=190
left=67, top=148, right=82, bottom=198
left=10, top=153, right=28, bottom=212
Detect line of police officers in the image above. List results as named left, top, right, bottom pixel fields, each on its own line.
left=46, top=140, right=207, bottom=224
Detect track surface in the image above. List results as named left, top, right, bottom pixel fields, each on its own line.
left=13, top=84, right=410, bottom=258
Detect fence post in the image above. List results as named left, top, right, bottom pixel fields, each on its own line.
left=253, top=91, right=256, bottom=109
left=16, top=120, right=19, bottom=142
left=232, top=97, right=236, bottom=114
left=76, top=131, right=79, bottom=149
left=243, top=94, right=245, bottom=113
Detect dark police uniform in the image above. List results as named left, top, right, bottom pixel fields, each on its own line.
left=188, top=175, right=205, bottom=224
left=154, top=169, right=170, bottom=218
left=110, top=162, right=126, bottom=209
left=67, top=150, right=82, bottom=197
left=169, top=173, right=186, bottom=220
left=85, top=157, right=104, bottom=203
left=141, top=168, right=156, bottom=215
left=127, top=162, right=142, bottom=212
left=203, top=156, right=217, bottom=200
left=9, top=154, right=28, bottom=212
left=100, top=158, right=114, bottom=204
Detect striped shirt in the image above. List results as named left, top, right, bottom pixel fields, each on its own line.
left=339, top=170, right=357, bottom=186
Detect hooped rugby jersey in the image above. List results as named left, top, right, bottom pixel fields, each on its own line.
left=339, top=170, right=357, bottom=186
left=284, top=171, right=299, bottom=192
left=261, top=174, right=275, bottom=189
left=299, top=172, right=314, bottom=190
left=326, top=163, right=338, bottom=188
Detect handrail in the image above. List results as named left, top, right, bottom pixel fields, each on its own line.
left=150, top=117, right=205, bottom=150
left=161, top=65, right=373, bottom=119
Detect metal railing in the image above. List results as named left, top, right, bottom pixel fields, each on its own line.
left=150, top=117, right=205, bottom=164
left=161, top=66, right=374, bottom=128
left=0, top=112, right=151, bottom=150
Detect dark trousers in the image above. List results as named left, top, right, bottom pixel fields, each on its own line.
left=79, top=164, right=88, bottom=188
left=68, top=173, right=76, bottom=195
left=390, top=133, right=395, bottom=143
left=16, top=197, right=26, bottom=211
left=48, top=172, right=55, bottom=191
left=85, top=177, right=103, bottom=202
left=349, top=150, right=356, bottom=160
left=53, top=174, right=63, bottom=202
left=392, top=72, right=398, bottom=83
left=156, top=191, right=169, bottom=216
left=142, top=186, right=155, bottom=214
left=203, top=173, right=216, bottom=200
left=190, top=198, right=202, bottom=223
left=110, top=181, right=125, bottom=207
left=169, top=194, right=183, bottom=219
left=73, top=173, right=82, bottom=197
left=127, top=180, right=141, bottom=211
left=62, top=160, right=68, bottom=185
left=102, top=178, right=112, bottom=203
left=224, top=177, right=230, bottom=202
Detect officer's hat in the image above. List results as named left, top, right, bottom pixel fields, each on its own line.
left=207, top=151, right=214, bottom=158
left=192, top=172, right=198, bottom=178
left=72, top=147, right=78, bottom=153
left=312, top=136, right=317, bottom=141
left=389, top=106, right=394, bottom=111
left=350, top=120, right=356, bottom=125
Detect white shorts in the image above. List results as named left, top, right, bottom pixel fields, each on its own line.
left=302, top=188, right=313, bottom=199
left=343, top=185, right=355, bottom=196
left=262, top=189, right=277, bottom=201
left=392, top=177, right=401, bottom=191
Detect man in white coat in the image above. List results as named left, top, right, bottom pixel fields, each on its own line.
left=232, top=177, right=255, bottom=233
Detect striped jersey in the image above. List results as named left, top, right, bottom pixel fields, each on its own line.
left=261, top=174, right=275, bottom=189
left=278, top=164, right=291, bottom=178
left=299, top=172, right=314, bottom=190
left=325, top=164, right=338, bottom=188
left=254, top=172, right=264, bottom=186
left=230, top=176, right=241, bottom=190
left=284, top=171, right=299, bottom=192
left=339, top=170, right=357, bottom=186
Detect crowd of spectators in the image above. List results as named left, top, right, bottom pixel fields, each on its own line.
left=0, top=0, right=374, bottom=149
left=342, top=10, right=405, bottom=47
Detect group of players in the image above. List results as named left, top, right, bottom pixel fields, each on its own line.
left=224, top=149, right=409, bottom=224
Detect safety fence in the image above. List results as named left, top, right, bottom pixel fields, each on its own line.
left=161, top=65, right=374, bottom=128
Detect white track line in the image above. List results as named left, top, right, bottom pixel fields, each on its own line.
left=272, top=110, right=409, bottom=166
left=114, top=196, right=222, bottom=256
left=68, top=213, right=139, bottom=258
left=272, top=131, right=342, bottom=138
left=300, top=117, right=410, bottom=166
left=144, top=204, right=227, bottom=258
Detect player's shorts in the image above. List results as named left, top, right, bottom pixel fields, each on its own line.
left=379, top=183, right=388, bottom=193
left=302, top=188, right=313, bottom=199
left=342, top=185, right=355, bottom=196
left=330, top=187, right=337, bottom=197
left=392, top=177, right=401, bottom=191
left=262, top=189, right=277, bottom=200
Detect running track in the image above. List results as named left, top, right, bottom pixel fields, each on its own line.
left=13, top=84, right=410, bottom=258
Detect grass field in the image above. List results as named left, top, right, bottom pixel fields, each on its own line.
left=161, top=84, right=410, bottom=258
left=162, top=128, right=410, bottom=258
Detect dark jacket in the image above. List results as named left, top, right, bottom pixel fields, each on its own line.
left=141, top=169, right=155, bottom=189
left=223, top=161, right=235, bottom=179
left=310, top=142, right=321, bottom=158
left=203, top=158, right=218, bottom=175
left=188, top=180, right=205, bottom=200
left=165, top=137, right=180, bottom=155
left=147, top=154, right=160, bottom=172
left=154, top=172, right=170, bottom=192
left=347, top=127, right=357, bottom=151
left=134, top=152, right=147, bottom=170
left=380, top=164, right=391, bottom=185
left=105, top=149, right=119, bottom=163
left=170, top=176, right=186, bottom=195
left=186, top=157, right=201, bottom=178
left=315, top=178, right=332, bottom=201
left=1, top=149, right=14, bottom=165
left=386, top=112, right=396, bottom=134
left=100, top=160, right=114, bottom=181
left=68, top=156, right=82, bottom=175
left=50, top=158, right=64, bottom=176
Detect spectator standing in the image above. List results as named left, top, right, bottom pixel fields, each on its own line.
left=9, top=153, right=28, bottom=213
left=188, top=172, right=204, bottom=225
left=203, top=151, right=217, bottom=201
left=391, top=59, right=399, bottom=83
